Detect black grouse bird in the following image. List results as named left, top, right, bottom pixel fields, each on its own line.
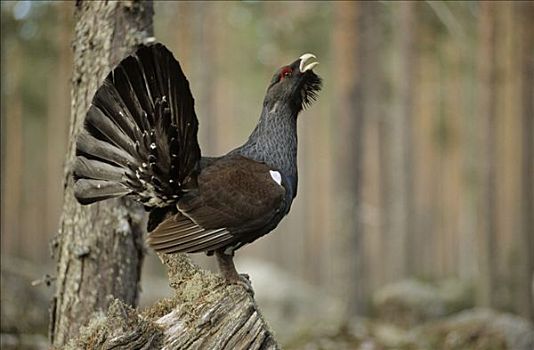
left=73, top=43, right=321, bottom=285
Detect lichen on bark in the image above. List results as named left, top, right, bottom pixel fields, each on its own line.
left=67, top=253, right=280, bottom=350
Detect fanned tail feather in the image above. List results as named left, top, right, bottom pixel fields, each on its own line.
left=73, top=43, right=201, bottom=207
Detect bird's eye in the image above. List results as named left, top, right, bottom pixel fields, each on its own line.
left=280, top=66, right=292, bottom=79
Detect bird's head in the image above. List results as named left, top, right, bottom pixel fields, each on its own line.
left=264, top=53, right=322, bottom=113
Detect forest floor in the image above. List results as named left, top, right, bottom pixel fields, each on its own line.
left=1, top=256, right=533, bottom=350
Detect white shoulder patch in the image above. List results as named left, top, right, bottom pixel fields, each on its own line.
left=269, top=170, right=282, bottom=186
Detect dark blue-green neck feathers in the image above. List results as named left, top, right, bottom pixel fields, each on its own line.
left=233, top=104, right=298, bottom=178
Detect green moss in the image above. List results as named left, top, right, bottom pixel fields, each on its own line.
left=67, top=299, right=163, bottom=350
left=142, top=297, right=179, bottom=319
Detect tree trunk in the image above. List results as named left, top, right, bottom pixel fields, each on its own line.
left=332, top=1, right=368, bottom=316
left=381, top=2, right=417, bottom=282
left=46, top=3, right=72, bottom=263
left=50, top=1, right=154, bottom=345
left=193, top=2, right=218, bottom=155
left=518, top=1, right=534, bottom=321
left=1, top=43, right=24, bottom=257
left=66, top=254, right=279, bottom=350
left=476, top=1, right=499, bottom=309
left=398, top=1, right=416, bottom=276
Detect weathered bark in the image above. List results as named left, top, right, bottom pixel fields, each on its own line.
left=50, top=1, right=153, bottom=346
left=66, top=254, right=279, bottom=350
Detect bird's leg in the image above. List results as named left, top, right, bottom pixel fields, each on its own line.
left=215, top=250, right=240, bottom=282
left=215, top=250, right=253, bottom=295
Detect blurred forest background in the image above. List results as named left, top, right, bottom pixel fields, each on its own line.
left=1, top=1, right=533, bottom=349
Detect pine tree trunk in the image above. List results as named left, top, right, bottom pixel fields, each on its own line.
left=518, top=1, right=534, bottom=321
left=476, top=0, right=499, bottom=309
left=332, top=1, right=367, bottom=316
left=50, top=1, right=154, bottom=346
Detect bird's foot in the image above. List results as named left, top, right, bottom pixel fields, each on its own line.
left=222, top=273, right=254, bottom=296
left=215, top=250, right=255, bottom=296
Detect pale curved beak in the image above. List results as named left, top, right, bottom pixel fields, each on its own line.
left=299, top=53, right=319, bottom=72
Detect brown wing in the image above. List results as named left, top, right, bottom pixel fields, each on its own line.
left=146, top=213, right=234, bottom=254
left=147, top=155, right=286, bottom=253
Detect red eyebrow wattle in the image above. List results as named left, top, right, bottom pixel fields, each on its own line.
left=281, top=66, right=292, bottom=76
